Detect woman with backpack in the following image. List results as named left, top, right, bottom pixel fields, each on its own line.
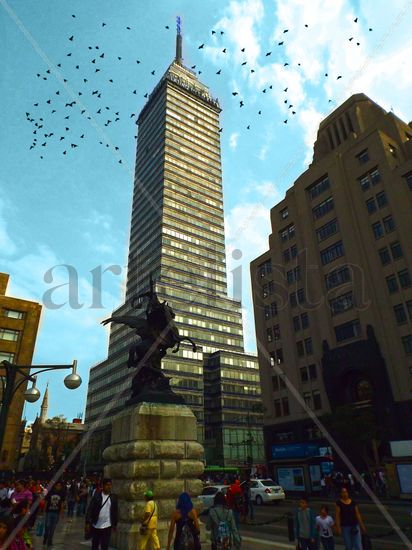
left=206, top=491, right=241, bottom=550
left=166, top=492, right=201, bottom=550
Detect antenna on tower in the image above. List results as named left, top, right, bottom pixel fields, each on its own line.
left=176, top=16, right=183, bottom=63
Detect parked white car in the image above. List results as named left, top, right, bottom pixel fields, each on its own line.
left=198, top=485, right=228, bottom=511
left=247, top=479, right=286, bottom=505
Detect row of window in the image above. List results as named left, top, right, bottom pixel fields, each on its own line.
left=280, top=224, right=296, bottom=242
left=394, top=301, right=412, bottom=325
left=379, top=242, right=403, bottom=265
left=1, top=309, right=25, bottom=319
left=317, top=218, right=339, bottom=242
left=274, top=397, right=290, bottom=417
left=359, top=167, right=381, bottom=190
left=266, top=325, right=280, bottom=342
left=372, top=215, right=395, bottom=239
left=366, top=191, right=387, bottom=213
left=313, top=196, right=334, bottom=220
left=321, top=240, right=345, bottom=265
left=293, top=313, right=309, bottom=332
left=0, top=352, right=15, bottom=362
left=287, top=266, right=301, bottom=285
left=258, top=259, right=272, bottom=277
left=290, top=288, right=305, bottom=307
left=0, top=328, right=19, bottom=341
left=264, top=302, right=278, bottom=319
left=304, top=390, right=322, bottom=410
left=307, top=175, right=330, bottom=200
left=297, top=337, right=313, bottom=356
left=283, top=244, right=298, bottom=263
left=386, top=269, right=411, bottom=293
left=329, top=292, right=354, bottom=316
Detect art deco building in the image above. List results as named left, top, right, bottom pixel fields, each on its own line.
left=0, top=273, right=42, bottom=471
left=251, top=94, right=412, bottom=476
left=85, top=29, right=264, bottom=470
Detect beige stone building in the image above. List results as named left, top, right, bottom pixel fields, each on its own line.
left=0, top=273, right=42, bottom=471
left=251, top=94, right=412, bottom=480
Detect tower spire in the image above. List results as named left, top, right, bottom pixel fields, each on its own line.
left=39, top=383, right=49, bottom=423
left=175, top=16, right=182, bottom=64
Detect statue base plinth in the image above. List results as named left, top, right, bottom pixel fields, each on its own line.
left=103, top=402, right=205, bottom=550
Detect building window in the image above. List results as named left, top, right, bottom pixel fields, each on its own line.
left=304, top=392, right=311, bottom=406
left=317, top=218, right=339, bottom=242
left=283, top=249, right=291, bottom=263
left=300, top=367, right=309, bottom=382
left=304, top=337, right=313, bottom=355
left=287, top=266, right=301, bottom=285
left=273, top=324, right=280, bottom=339
left=365, top=198, right=377, bottom=214
left=312, top=390, right=322, bottom=410
left=3, top=309, right=25, bottom=319
left=394, top=304, right=407, bottom=325
left=272, top=375, right=286, bottom=391
left=293, top=316, right=301, bottom=332
left=406, top=300, right=412, bottom=321
left=262, top=281, right=274, bottom=298
left=379, top=247, right=391, bottom=265
left=279, top=224, right=295, bottom=242
left=0, top=329, right=20, bottom=342
left=266, top=328, right=273, bottom=343
left=376, top=191, right=387, bottom=208
left=264, top=305, right=271, bottom=320
left=388, top=143, right=397, bottom=157
left=329, top=292, right=354, bottom=315
left=357, top=149, right=369, bottom=164
left=383, top=215, right=395, bottom=234
left=386, top=275, right=399, bottom=294
left=335, top=319, right=361, bottom=342
left=325, top=266, right=351, bottom=289
left=0, top=352, right=15, bottom=362
left=398, top=269, right=411, bottom=289
left=402, top=335, right=412, bottom=355
left=308, top=175, right=330, bottom=199
left=370, top=168, right=381, bottom=185
left=313, top=196, right=334, bottom=220
left=372, top=221, right=384, bottom=239
left=308, top=364, right=317, bottom=379
left=274, top=399, right=282, bottom=417
left=290, top=289, right=304, bottom=307
left=359, top=175, right=370, bottom=191
left=271, top=349, right=284, bottom=365
left=282, top=397, right=290, bottom=416
left=259, top=260, right=272, bottom=277
left=301, top=313, right=309, bottom=329
left=390, top=241, right=403, bottom=260
left=291, top=245, right=298, bottom=258
left=320, top=241, right=344, bottom=265
left=296, top=341, right=304, bottom=357
left=280, top=207, right=289, bottom=220
left=270, top=301, right=278, bottom=317
left=404, top=172, right=412, bottom=190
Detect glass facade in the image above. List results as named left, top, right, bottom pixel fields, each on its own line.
left=84, top=47, right=263, bottom=469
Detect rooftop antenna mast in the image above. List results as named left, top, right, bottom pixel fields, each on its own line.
left=176, top=16, right=183, bottom=63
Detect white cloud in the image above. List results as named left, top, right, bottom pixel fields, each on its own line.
left=229, top=132, right=239, bottom=150
left=0, top=196, right=17, bottom=256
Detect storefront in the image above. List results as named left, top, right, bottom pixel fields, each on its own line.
left=270, top=443, right=334, bottom=494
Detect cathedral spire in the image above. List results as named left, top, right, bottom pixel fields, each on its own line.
left=39, top=383, right=49, bottom=423
left=175, top=16, right=182, bottom=64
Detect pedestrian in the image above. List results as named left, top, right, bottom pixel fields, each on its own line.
left=10, top=480, right=32, bottom=510
left=226, top=480, right=243, bottom=530
left=320, top=476, right=327, bottom=497
left=43, top=480, right=66, bottom=549
left=12, top=499, right=33, bottom=549
left=316, top=505, right=335, bottom=550
left=76, top=482, right=88, bottom=516
left=0, top=515, right=26, bottom=550
left=85, top=478, right=118, bottom=550
left=66, top=481, right=77, bottom=519
left=138, top=489, right=160, bottom=550
left=206, top=491, right=241, bottom=550
left=335, top=487, right=366, bottom=550
left=243, top=480, right=254, bottom=523
left=166, top=491, right=200, bottom=550
left=294, top=495, right=317, bottom=550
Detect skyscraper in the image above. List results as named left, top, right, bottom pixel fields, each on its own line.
left=85, top=26, right=264, bottom=470
left=251, top=94, right=412, bottom=478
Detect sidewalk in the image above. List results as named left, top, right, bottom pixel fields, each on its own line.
left=33, top=516, right=345, bottom=550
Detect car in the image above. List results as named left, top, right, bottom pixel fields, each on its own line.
left=197, top=485, right=228, bottom=511
left=245, top=479, right=285, bottom=505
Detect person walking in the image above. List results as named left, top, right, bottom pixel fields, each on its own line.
left=294, top=496, right=317, bottom=550
left=85, top=478, right=118, bottom=550
left=139, top=490, right=160, bottom=550
left=335, top=488, right=366, bottom=550
left=66, top=481, right=77, bottom=519
left=206, top=491, right=241, bottom=550
left=316, top=505, right=335, bottom=550
left=43, top=480, right=66, bottom=548
left=166, top=492, right=200, bottom=550
left=226, top=480, right=243, bottom=530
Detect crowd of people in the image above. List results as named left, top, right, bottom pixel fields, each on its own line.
left=0, top=473, right=375, bottom=550
left=319, top=470, right=387, bottom=499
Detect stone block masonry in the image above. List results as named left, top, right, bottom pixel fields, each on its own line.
left=102, top=402, right=205, bottom=550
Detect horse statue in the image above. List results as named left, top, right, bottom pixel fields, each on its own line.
left=101, top=275, right=197, bottom=403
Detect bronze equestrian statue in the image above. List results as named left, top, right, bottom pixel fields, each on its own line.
left=101, top=275, right=197, bottom=403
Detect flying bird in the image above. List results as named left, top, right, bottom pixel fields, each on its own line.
left=165, top=25, right=169, bottom=29
left=151, top=70, right=155, bottom=75
left=284, top=87, right=288, bottom=92
left=278, top=41, right=284, bottom=45
left=102, top=22, right=106, bottom=27
left=239, top=100, right=244, bottom=107
left=265, top=51, right=272, bottom=56
left=283, top=29, right=289, bottom=33
left=212, top=30, right=216, bottom=35
left=69, top=35, right=73, bottom=41
left=241, top=47, right=245, bottom=52
left=100, top=53, right=104, bottom=58
left=191, top=65, right=196, bottom=69
left=241, top=61, right=247, bottom=66
left=222, top=48, right=226, bottom=53
left=337, top=75, right=342, bottom=79
left=232, top=92, right=238, bottom=96
left=198, top=43, right=204, bottom=49
left=354, top=17, right=358, bottom=23
left=216, top=69, right=221, bottom=75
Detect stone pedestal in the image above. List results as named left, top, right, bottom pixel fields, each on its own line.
left=102, top=402, right=205, bottom=550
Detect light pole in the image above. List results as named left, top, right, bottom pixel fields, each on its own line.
left=0, top=360, right=82, bottom=454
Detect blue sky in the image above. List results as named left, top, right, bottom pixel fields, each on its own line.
left=1, top=0, right=411, bottom=421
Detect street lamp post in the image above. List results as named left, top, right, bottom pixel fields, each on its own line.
left=0, top=360, right=82, bottom=454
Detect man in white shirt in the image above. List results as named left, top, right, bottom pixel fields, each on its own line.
left=86, top=478, right=118, bottom=550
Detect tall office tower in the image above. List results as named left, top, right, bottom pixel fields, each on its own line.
left=0, top=273, right=42, bottom=471
left=251, top=94, right=412, bottom=479
left=85, top=27, right=264, bottom=470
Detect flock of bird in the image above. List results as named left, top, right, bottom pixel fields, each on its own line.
left=25, top=14, right=373, bottom=160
